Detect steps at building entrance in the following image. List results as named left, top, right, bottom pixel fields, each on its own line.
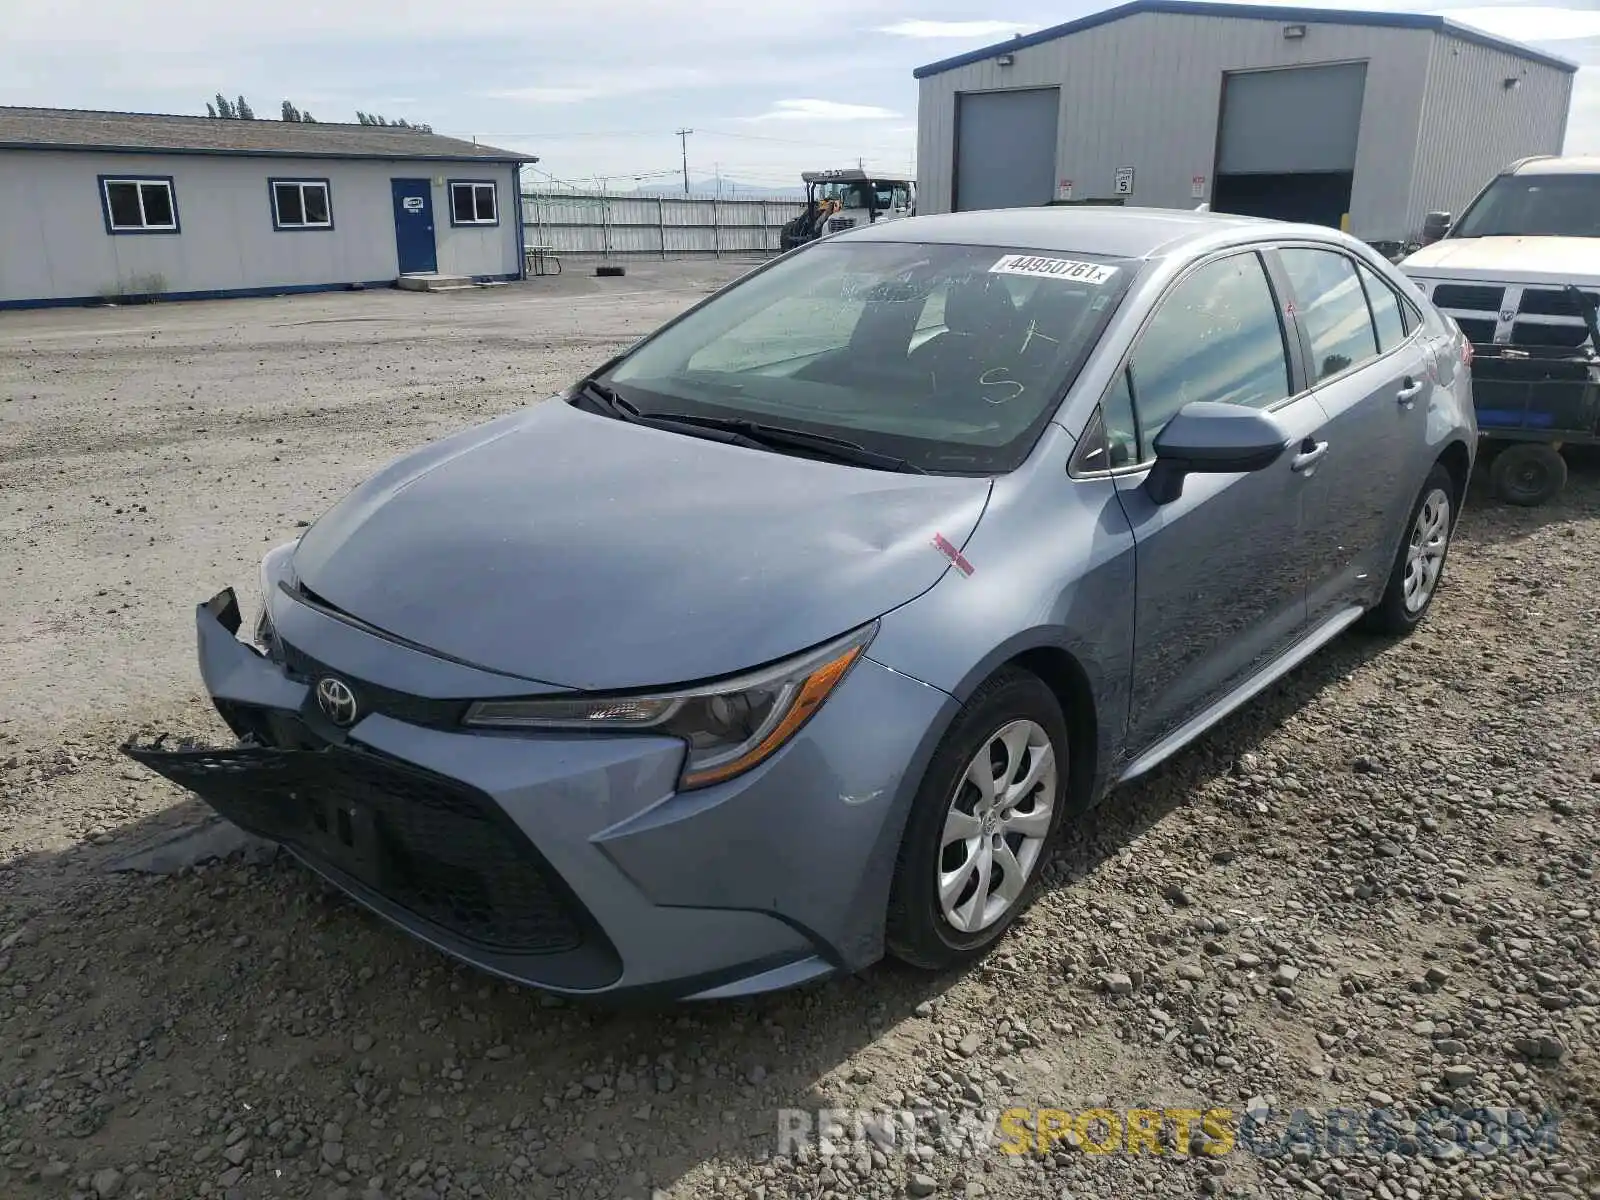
left=396, top=272, right=476, bottom=292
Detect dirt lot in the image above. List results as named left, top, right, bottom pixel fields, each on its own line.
left=2, top=263, right=1599, bottom=1200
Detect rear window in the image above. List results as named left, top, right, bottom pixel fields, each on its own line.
left=606, top=241, right=1136, bottom=473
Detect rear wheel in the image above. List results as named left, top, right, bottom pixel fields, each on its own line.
left=1360, top=463, right=1455, bottom=635
left=886, top=669, right=1069, bottom=971
left=1489, top=442, right=1566, bottom=506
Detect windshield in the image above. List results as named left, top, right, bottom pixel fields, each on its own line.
left=603, top=240, right=1135, bottom=473
left=1451, top=174, right=1600, bottom=239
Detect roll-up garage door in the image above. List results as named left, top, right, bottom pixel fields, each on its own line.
left=954, top=88, right=1060, bottom=211
left=1218, top=62, right=1367, bottom=175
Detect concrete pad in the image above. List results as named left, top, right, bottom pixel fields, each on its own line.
left=396, top=273, right=475, bottom=292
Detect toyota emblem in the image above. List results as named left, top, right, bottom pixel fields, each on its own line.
left=315, top=676, right=359, bottom=727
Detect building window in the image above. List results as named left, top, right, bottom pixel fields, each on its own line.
left=100, top=176, right=179, bottom=234
left=450, top=180, right=498, bottom=226
left=270, top=179, right=333, bottom=230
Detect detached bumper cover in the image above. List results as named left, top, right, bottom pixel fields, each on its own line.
left=124, top=588, right=955, bottom=999
left=123, top=736, right=621, bottom=989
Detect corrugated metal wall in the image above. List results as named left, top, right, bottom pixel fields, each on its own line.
left=521, top=191, right=806, bottom=257
left=917, top=11, right=1440, bottom=238
left=1408, top=33, right=1573, bottom=236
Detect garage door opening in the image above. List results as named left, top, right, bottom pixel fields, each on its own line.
left=1213, top=171, right=1354, bottom=229
left=1212, top=62, right=1366, bottom=228
left=954, top=87, right=1060, bottom=212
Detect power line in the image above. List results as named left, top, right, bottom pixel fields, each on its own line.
left=440, top=125, right=915, bottom=156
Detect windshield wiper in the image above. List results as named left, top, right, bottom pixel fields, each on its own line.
left=573, top=379, right=771, bottom=450
left=632, top=412, right=928, bottom=474
left=571, top=377, right=642, bottom=421
left=572, top=380, right=926, bottom=472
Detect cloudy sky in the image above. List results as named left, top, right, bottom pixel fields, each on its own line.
left=2, top=0, right=1595, bottom=191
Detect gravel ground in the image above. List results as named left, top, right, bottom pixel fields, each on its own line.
left=2, top=263, right=1599, bottom=1200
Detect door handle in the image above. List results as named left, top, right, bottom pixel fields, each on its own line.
left=1291, top=440, right=1329, bottom=472
left=1396, top=377, right=1425, bottom=404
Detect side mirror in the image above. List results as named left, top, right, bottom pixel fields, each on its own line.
left=1421, top=211, right=1453, bottom=244
left=1145, top=402, right=1289, bottom=504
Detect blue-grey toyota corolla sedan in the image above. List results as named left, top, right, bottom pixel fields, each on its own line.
left=126, top=207, right=1476, bottom=1000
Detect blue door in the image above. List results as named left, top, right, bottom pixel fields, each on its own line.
left=390, top=179, right=437, bottom=274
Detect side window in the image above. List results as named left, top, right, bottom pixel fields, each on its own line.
left=449, top=181, right=498, bottom=226
left=101, top=177, right=178, bottom=233
left=1357, top=262, right=1407, bottom=351
left=1279, top=248, right=1379, bottom=380
left=1128, top=252, right=1291, bottom=453
left=1400, top=295, right=1424, bottom=334
left=1071, top=371, right=1140, bottom=475
left=1102, top=368, right=1139, bottom=468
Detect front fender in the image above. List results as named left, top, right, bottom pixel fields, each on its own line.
left=866, top=435, right=1137, bottom=804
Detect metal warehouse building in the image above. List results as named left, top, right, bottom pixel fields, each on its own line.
left=914, top=0, right=1577, bottom=244
left=0, top=108, right=533, bottom=309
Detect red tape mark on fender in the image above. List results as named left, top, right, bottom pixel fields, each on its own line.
left=932, top=532, right=974, bottom=577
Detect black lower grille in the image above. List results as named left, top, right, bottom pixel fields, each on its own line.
left=125, top=739, right=586, bottom=955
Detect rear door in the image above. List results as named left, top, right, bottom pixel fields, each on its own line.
left=1273, top=245, right=1432, bottom=622
left=1106, top=249, right=1324, bottom=757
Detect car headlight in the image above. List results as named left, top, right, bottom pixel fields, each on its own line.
left=462, top=623, right=876, bottom=789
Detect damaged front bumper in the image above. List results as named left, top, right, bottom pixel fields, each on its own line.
left=125, top=590, right=622, bottom=991
left=125, top=586, right=953, bottom=1000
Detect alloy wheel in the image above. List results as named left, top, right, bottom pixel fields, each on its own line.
left=937, top=719, right=1058, bottom=934
left=1403, top=487, right=1451, bottom=614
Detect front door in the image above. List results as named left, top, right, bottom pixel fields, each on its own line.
left=1106, top=250, right=1320, bottom=756
left=390, top=179, right=437, bottom=274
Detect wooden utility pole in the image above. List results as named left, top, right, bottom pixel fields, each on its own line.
left=676, top=128, right=694, bottom=196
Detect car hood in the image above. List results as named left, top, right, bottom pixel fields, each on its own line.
left=290, top=400, right=993, bottom=691
left=1400, top=236, right=1600, bottom=286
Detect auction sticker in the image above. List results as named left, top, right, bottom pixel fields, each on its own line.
left=990, top=254, right=1118, bottom=285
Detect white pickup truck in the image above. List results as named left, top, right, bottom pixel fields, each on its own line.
left=1399, top=155, right=1600, bottom=505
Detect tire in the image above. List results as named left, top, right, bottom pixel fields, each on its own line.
left=1359, top=463, right=1457, bottom=636
left=886, top=668, right=1070, bottom=971
left=1489, top=442, right=1566, bottom=507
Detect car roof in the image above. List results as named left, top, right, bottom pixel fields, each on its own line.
left=841, top=205, right=1343, bottom=260
left=1508, top=155, right=1600, bottom=176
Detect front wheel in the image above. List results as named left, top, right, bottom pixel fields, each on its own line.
left=886, top=668, right=1069, bottom=971
left=1359, top=463, right=1456, bottom=635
